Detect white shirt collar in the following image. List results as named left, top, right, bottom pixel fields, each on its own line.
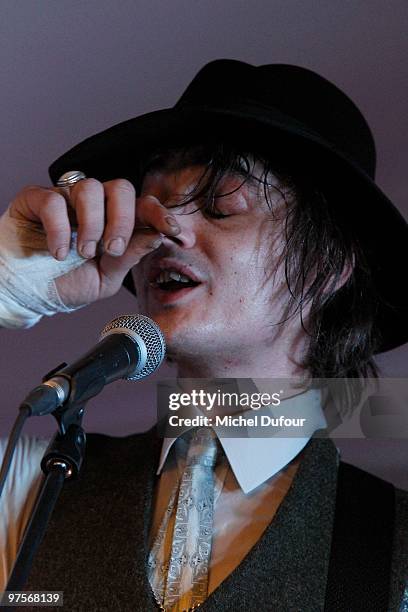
left=156, top=382, right=327, bottom=494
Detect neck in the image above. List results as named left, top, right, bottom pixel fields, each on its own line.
left=174, top=357, right=304, bottom=379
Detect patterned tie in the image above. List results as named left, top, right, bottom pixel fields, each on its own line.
left=148, top=427, right=219, bottom=611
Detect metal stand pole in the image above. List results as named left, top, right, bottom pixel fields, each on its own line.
left=5, top=422, right=86, bottom=592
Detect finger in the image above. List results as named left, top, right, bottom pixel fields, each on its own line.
left=136, top=195, right=181, bottom=236
left=102, top=179, right=136, bottom=256
left=97, top=228, right=163, bottom=295
left=10, top=186, right=72, bottom=260
left=69, top=178, right=105, bottom=259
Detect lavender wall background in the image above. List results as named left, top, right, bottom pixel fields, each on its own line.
left=0, top=1, right=407, bottom=485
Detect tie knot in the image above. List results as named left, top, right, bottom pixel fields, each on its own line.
left=184, top=427, right=218, bottom=468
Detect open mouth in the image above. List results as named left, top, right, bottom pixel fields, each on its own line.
left=149, top=269, right=201, bottom=293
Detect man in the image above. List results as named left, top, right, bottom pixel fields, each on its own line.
left=0, top=59, right=407, bottom=610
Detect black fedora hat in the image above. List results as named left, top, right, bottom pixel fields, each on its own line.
left=48, top=59, right=408, bottom=354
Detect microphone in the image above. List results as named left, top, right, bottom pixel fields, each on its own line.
left=22, top=314, right=166, bottom=417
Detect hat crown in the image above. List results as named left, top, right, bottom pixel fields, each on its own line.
left=176, top=59, right=376, bottom=178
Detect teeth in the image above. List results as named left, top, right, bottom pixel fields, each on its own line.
left=178, top=275, right=191, bottom=283
left=169, top=271, right=181, bottom=282
left=155, top=269, right=194, bottom=285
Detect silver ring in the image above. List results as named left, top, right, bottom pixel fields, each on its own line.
left=56, top=170, right=87, bottom=188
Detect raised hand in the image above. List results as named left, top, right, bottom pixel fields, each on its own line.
left=7, top=178, right=181, bottom=307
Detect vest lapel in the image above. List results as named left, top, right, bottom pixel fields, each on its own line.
left=201, top=437, right=339, bottom=612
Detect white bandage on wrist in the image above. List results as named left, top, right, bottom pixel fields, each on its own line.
left=0, top=208, right=87, bottom=329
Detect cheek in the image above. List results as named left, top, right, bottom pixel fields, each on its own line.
left=210, top=244, right=271, bottom=309
left=214, top=226, right=287, bottom=310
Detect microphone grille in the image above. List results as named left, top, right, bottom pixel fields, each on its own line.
left=100, top=314, right=166, bottom=380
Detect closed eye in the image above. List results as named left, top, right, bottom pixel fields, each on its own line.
left=205, top=209, right=232, bottom=219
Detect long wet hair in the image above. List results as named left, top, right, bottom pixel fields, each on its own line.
left=135, top=141, right=380, bottom=380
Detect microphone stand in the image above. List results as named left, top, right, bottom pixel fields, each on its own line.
left=4, top=363, right=88, bottom=596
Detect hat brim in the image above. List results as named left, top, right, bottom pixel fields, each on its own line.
left=49, top=105, right=408, bottom=354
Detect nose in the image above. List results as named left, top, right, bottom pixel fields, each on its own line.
left=162, top=202, right=201, bottom=249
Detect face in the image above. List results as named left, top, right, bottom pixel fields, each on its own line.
left=133, top=162, right=304, bottom=371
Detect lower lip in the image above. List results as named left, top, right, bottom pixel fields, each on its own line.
left=149, top=284, right=203, bottom=304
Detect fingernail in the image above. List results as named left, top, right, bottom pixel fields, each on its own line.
left=107, top=237, right=125, bottom=256
left=165, top=216, right=180, bottom=232
left=56, top=246, right=69, bottom=260
left=80, top=240, right=96, bottom=258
